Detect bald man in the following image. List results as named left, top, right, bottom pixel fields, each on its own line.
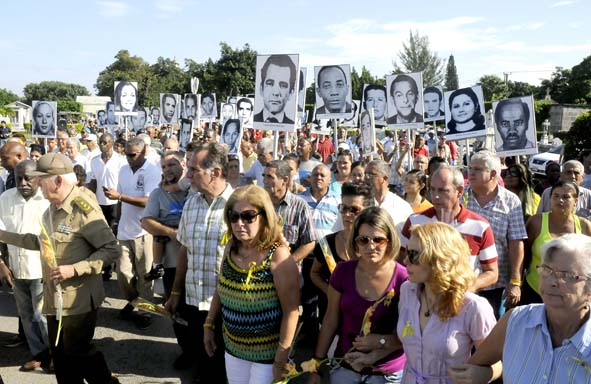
left=0, top=141, right=28, bottom=190
left=163, top=137, right=180, bottom=152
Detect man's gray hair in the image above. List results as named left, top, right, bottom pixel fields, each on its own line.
left=368, top=160, right=391, bottom=179
left=136, top=134, right=151, bottom=148
left=266, top=160, right=292, bottom=181
left=471, top=150, right=501, bottom=177
left=432, top=165, right=464, bottom=189
left=126, top=137, right=146, bottom=150
left=52, top=172, right=78, bottom=186
left=562, top=160, right=584, bottom=175
left=542, top=233, right=591, bottom=279
left=257, top=138, right=274, bottom=154
left=67, top=137, right=81, bottom=151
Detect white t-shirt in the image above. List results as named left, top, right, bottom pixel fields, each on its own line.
left=90, top=153, right=127, bottom=206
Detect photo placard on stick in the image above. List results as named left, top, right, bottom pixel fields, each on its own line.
left=220, top=103, right=235, bottom=126
left=444, top=85, right=486, bottom=141
left=236, top=97, right=254, bottom=128
left=361, top=84, right=388, bottom=126
left=114, top=81, right=139, bottom=115
left=253, top=54, right=300, bottom=132
left=493, top=95, right=537, bottom=157
left=160, top=93, right=181, bottom=124
left=359, top=109, right=377, bottom=158
left=183, top=94, right=198, bottom=120
left=386, top=72, right=424, bottom=130
left=314, top=64, right=352, bottom=120
left=129, top=107, right=148, bottom=132
left=423, top=85, right=445, bottom=122
left=342, top=100, right=360, bottom=128
left=200, top=93, right=217, bottom=119
left=149, top=106, right=161, bottom=125
left=297, top=67, right=307, bottom=118
left=32, top=100, right=57, bottom=139
left=221, top=118, right=243, bottom=155
left=179, top=119, right=193, bottom=150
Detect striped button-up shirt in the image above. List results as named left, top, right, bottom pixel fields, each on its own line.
left=300, top=188, right=340, bottom=239
left=177, top=184, right=233, bottom=310
left=276, top=190, right=318, bottom=252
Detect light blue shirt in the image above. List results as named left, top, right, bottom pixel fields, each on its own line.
left=300, top=188, right=340, bottom=239
left=503, top=304, right=591, bottom=383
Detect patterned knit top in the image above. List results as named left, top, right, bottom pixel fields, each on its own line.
left=219, top=242, right=282, bottom=363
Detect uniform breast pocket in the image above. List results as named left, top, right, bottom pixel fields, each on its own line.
left=53, top=232, right=76, bottom=263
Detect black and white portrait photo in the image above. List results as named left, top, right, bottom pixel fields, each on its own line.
left=114, top=81, right=139, bottom=114
left=130, top=108, right=148, bottom=132
left=106, top=101, right=118, bottom=125
left=359, top=110, right=376, bottom=157
left=423, top=85, right=445, bottom=122
left=183, top=93, right=198, bottom=120
left=444, top=85, right=486, bottom=140
left=221, top=119, right=243, bottom=155
left=32, top=100, right=57, bottom=138
left=200, top=93, right=217, bottom=119
left=386, top=72, right=424, bottom=129
left=97, top=109, right=106, bottom=127
left=253, top=54, right=299, bottom=131
left=150, top=106, right=160, bottom=125
left=160, top=93, right=180, bottom=124
left=236, top=97, right=254, bottom=128
left=220, top=103, right=235, bottom=124
left=342, top=100, right=360, bottom=128
left=362, top=84, right=388, bottom=126
left=314, top=64, right=352, bottom=120
left=179, top=119, right=193, bottom=150
left=493, top=95, right=537, bottom=156
left=297, top=67, right=307, bottom=116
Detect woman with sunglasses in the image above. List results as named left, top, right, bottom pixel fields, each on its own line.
left=203, top=185, right=300, bottom=383
left=502, top=163, right=539, bottom=222
left=309, top=207, right=408, bottom=384
left=399, top=222, right=496, bottom=384
left=521, top=181, right=591, bottom=305
left=310, top=182, right=374, bottom=321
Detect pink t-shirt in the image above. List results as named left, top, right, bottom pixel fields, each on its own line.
left=396, top=281, right=496, bottom=383
left=330, top=259, right=408, bottom=374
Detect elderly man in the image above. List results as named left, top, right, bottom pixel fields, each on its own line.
left=240, top=140, right=257, bottom=172
left=104, top=138, right=161, bottom=329
left=536, top=159, right=591, bottom=218
left=365, top=159, right=413, bottom=230
left=315, top=65, right=352, bottom=115
left=413, top=154, right=429, bottom=172
left=464, top=150, right=527, bottom=317
left=297, top=137, right=322, bottom=187
left=400, top=165, right=499, bottom=291
left=56, top=131, right=69, bottom=155
left=0, top=153, right=120, bottom=383
left=165, top=143, right=232, bottom=383
left=253, top=54, right=296, bottom=124
left=81, top=134, right=100, bottom=160
left=66, top=138, right=88, bottom=172
left=243, top=137, right=273, bottom=186
left=0, top=160, right=51, bottom=372
left=301, top=164, right=341, bottom=239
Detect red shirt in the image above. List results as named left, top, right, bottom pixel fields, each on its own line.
left=413, top=146, right=429, bottom=157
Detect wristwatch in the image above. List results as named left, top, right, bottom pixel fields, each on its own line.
left=379, top=338, right=386, bottom=348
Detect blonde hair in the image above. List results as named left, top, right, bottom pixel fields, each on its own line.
left=409, top=222, right=475, bottom=321
left=348, top=207, right=400, bottom=260
left=224, top=185, right=283, bottom=251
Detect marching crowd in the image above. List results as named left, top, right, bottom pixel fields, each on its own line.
left=1, top=119, right=591, bottom=384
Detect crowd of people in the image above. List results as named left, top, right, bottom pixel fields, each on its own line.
left=0, top=116, right=591, bottom=384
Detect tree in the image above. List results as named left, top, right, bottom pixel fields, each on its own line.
left=23, top=81, right=89, bottom=105
left=568, top=55, right=591, bottom=104
left=557, top=111, right=591, bottom=161
left=393, top=31, right=445, bottom=87
left=478, top=75, right=508, bottom=102
left=56, top=100, right=83, bottom=113
left=95, top=50, right=151, bottom=105
left=444, top=55, right=459, bottom=90
left=539, top=67, right=572, bottom=104
left=0, top=88, right=20, bottom=106
left=350, top=66, right=385, bottom=101
left=143, top=57, right=188, bottom=108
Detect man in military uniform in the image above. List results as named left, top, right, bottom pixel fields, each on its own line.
left=0, top=153, right=120, bottom=384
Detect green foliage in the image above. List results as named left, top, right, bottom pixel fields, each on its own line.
left=533, top=100, right=555, bottom=128
left=144, top=57, right=188, bottom=107
left=0, top=88, right=20, bottom=106
left=393, top=31, right=445, bottom=87
left=56, top=100, right=83, bottom=112
left=478, top=75, right=508, bottom=102
left=350, top=66, right=385, bottom=101
left=23, top=81, right=89, bottom=105
left=557, top=111, right=591, bottom=161
left=0, top=106, right=14, bottom=118
left=444, top=55, right=459, bottom=90
left=95, top=50, right=151, bottom=105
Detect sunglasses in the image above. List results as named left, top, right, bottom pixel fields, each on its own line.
left=228, top=209, right=262, bottom=224
left=339, top=204, right=362, bottom=215
left=407, top=249, right=421, bottom=265
left=125, top=152, right=141, bottom=158
left=355, top=236, right=389, bottom=247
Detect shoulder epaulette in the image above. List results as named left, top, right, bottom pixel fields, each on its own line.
left=73, top=196, right=94, bottom=214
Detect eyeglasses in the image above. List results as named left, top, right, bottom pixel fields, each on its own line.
left=355, top=236, right=389, bottom=247
left=537, top=264, right=590, bottom=283
left=228, top=210, right=262, bottom=224
left=407, top=249, right=421, bottom=265
left=338, top=204, right=362, bottom=215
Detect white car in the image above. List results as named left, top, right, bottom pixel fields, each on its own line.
left=529, top=145, right=563, bottom=175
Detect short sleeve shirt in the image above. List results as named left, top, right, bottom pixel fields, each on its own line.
left=276, top=191, right=318, bottom=252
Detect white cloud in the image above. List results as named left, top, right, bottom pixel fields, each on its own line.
left=550, top=0, right=576, bottom=7
left=506, top=22, right=544, bottom=31
left=568, top=22, right=581, bottom=29
left=154, top=0, right=189, bottom=17
left=97, top=1, right=129, bottom=17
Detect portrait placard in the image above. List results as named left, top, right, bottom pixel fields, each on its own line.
left=444, top=85, right=486, bottom=141
left=359, top=109, right=377, bottom=158
left=129, top=107, right=148, bottom=132
left=114, top=81, right=139, bottom=115
left=190, top=77, right=199, bottom=95
left=221, top=119, right=243, bottom=155
left=297, top=67, right=307, bottom=118
left=493, top=95, right=537, bottom=157
left=200, top=93, right=217, bottom=119
left=160, top=93, right=181, bottom=124
left=149, top=106, right=161, bottom=125
left=361, top=84, right=388, bottom=126
left=386, top=72, right=424, bottom=130
left=253, top=54, right=300, bottom=132
left=32, top=100, right=57, bottom=139
left=342, top=100, right=361, bottom=128
left=220, top=103, right=235, bottom=125
left=423, top=85, right=445, bottom=122
left=179, top=119, right=193, bottom=150
left=314, top=64, right=353, bottom=120
left=236, top=97, right=254, bottom=129
left=96, top=109, right=107, bottom=127
left=183, top=94, right=198, bottom=120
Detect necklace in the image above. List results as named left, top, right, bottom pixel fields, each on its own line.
left=421, top=289, right=435, bottom=317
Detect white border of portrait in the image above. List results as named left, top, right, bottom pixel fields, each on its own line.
left=443, top=85, right=486, bottom=141
left=342, top=100, right=361, bottom=128
left=493, top=95, right=537, bottom=157
left=160, top=93, right=181, bottom=124
left=114, top=81, right=138, bottom=116
left=179, top=118, right=193, bottom=151
left=359, top=109, right=377, bottom=158
left=183, top=93, right=199, bottom=120
left=314, top=64, right=353, bottom=120
left=149, top=106, right=161, bottom=126
left=253, top=53, right=300, bottom=132
left=220, top=102, right=235, bottom=126
left=32, top=100, right=57, bottom=139
left=236, top=97, right=254, bottom=129
left=423, top=85, right=445, bottom=122
left=385, top=72, right=424, bottom=130
left=200, top=92, right=217, bottom=119
left=361, top=84, right=388, bottom=126
left=297, top=67, right=307, bottom=118
left=221, top=118, right=243, bottom=155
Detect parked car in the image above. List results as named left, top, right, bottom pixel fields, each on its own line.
left=529, top=144, right=563, bottom=175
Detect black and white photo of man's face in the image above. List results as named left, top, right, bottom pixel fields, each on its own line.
left=221, top=103, right=234, bottom=120
left=497, top=102, right=528, bottom=150
left=151, top=108, right=160, bottom=124
left=261, top=64, right=293, bottom=115
left=97, top=110, right=106, bottom=125
left=365, top=88, right=387, bottom=121
left=185, top=96, right=197, bottom=120
left=163, top=96, right=176, bottom=122
left=237, top=99, right=253, bottom=124
left=106, top=103, right=117, bottom=124
left=318, top=67, right=348, bottom=113
left=132, top=110, right=147, bottom=131
left=360, top=114, right=372, bottom=152
left=393, top=80, right=417, bottom=118
left=424, top=91, right=442, bottom=118
left=181, top=121, right=192, bottom=145
left=201, top=95, right=215, bottom=116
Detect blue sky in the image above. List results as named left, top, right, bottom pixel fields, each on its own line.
left=1, top=0, right=588, bottom=96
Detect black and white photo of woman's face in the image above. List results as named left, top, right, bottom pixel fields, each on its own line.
left=450, top=94, right=476, bottom=123
left=223, top=121, right=239, bottom=146
left=119, top=83, right=137, bottom=112
left=365, top=89, right=387, bottom=120
left=34, top=103, right=54, bottom=135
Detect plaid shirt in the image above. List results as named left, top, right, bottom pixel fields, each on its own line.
left=177, top=184, right=233, bottom=310
left=300, top=188, right=341, bottom=239
left=464, top=186, right=527, bottom=290
left=276, top=190, right=318, bottom=252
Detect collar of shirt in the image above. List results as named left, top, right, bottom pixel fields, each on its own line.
left=262, top=109, right=285, bottom=122
left=277, top=189, right=295, bottom=208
